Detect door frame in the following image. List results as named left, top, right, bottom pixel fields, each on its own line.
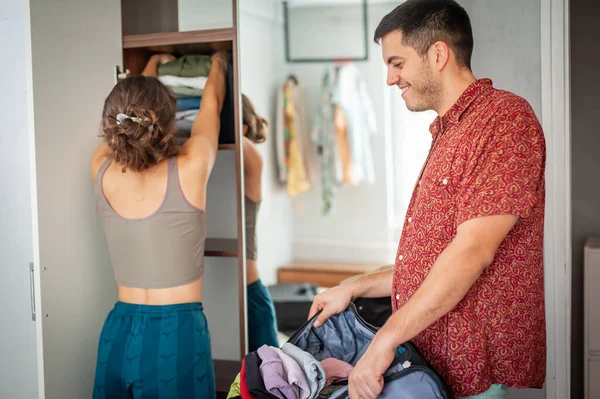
left=540, top=0, right=571, bottom=398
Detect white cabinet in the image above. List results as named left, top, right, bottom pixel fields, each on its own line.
left=29, top=0, right=122, bottom=397
left=1, top=0, right=246, bottom=397
left=0, top=2, right=40, bottom=398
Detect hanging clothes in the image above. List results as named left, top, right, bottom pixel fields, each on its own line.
left=275, top=76, right=313, bottom=197
left=311, top=63, right=377, bottom=215
left=334, top=63, right=377, bottom=184
left=311, top=67, right=342, bottom=215
left=334, top=105, right=355, bottom=186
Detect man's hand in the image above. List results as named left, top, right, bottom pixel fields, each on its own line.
left=348, top=338, right=395, bottom=399
left=307, top=284, right=354, bottom=328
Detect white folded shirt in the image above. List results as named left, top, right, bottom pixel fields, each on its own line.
left=158, top=75, right=208, bottom=90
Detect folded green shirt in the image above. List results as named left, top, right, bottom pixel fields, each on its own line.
left=158, top=55, right=211, bottom=77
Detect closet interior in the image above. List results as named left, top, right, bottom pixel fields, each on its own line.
left=120, top=0, right=246, bottom=395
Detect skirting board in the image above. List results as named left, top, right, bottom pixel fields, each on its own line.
left=292, top=239, right=397, bottom=264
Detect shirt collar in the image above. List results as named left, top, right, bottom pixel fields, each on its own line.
left=429, top=78, right=494, bottom=138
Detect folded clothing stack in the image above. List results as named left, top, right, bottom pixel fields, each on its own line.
left=227, top=342, right=354, bottom=399
left=157, top=55, right=212, bottom=140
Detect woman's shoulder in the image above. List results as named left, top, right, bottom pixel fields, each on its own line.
left=90, top=141, right=111, bottom=183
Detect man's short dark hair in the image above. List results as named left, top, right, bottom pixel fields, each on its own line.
left=374, top=0, right=474, bottom=70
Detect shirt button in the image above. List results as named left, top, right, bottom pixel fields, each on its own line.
left=408, top=217, right=413, bottom=223
left=442, top=178, right=448, bottom=185
left=398, top=254, right=403, bottom=261
left=418, top=180, right=422, bottom=186
left=395, top=294, right=400, bottom=300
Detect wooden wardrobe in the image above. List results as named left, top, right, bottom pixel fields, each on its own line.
left=2, top=0, right=248, bottom=397
left=120, top=2, right=248, bottom=394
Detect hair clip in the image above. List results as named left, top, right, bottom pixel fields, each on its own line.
left=116, top=113, right=154, bottom=132
left=116, top=113, right=143, bottom=124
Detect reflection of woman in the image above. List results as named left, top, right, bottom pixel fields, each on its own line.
left=241, top=94, right=280, bottom=351
left=90, top=51, right=228, bottom=399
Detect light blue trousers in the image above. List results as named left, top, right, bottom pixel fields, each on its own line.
left=459, top=384, right=507, bottom=399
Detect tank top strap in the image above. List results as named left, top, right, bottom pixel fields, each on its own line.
left=94, top=157, right=113, bottom=196
left=162, top=157, right=189, bottom=210
left=167, top=156, right=179, bottom=186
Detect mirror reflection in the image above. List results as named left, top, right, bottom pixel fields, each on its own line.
left=239, top=0, right=545, bottom=398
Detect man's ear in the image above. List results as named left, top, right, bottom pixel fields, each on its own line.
left=429, top=41, right=450, bottom=71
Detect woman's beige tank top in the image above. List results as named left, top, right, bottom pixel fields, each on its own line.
left=94, top=157, right=206, bottom=288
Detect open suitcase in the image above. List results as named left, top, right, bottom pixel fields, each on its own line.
left=286, top=303, right=450, bottom=399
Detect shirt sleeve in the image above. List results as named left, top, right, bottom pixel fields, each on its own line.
left=456, top=99, right=546, bottom=226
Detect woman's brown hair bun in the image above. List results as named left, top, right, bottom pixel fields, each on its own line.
left=101, top=76, right=180, bottom=172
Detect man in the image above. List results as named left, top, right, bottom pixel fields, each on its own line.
left=307, top=1, right=546, bottom=398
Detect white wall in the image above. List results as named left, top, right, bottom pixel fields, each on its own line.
left=287, top=3, right=399, bottom=265
left=468, top=0, right=542, bottom=116
left=0, top=1, right=39, bottom=397
left=287, top=3, right=367, bottom=59
left=240, top=0, right=293, bottom=285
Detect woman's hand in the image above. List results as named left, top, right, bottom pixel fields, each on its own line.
left=210, top=51, right=229, bottom=67
left=141, top=54, right=175, bottom=77
left=150, top=53, right=176, bottom=65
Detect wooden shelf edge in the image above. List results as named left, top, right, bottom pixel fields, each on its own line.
left=218, top=144, right=236, bottom=151
left=205, top=238, right=238, bottom=258
left=204, top=250, right=238, bottom=258
left=123, top=28, right=235, bottom=49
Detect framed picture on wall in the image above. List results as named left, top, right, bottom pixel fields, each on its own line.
left=283, top=0, right=369, bottom=63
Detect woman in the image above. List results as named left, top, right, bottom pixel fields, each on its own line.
left=91, top=51, right=228, bottom=399
left=241, top=94, right=280, bottom=352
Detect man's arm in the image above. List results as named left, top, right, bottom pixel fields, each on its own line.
left=308, top=266, right=394, bottom=327
left=340, top=264, right=394, bottom=286
left=346, top=214, right=518, bottom=399
left=370, top=213, right=518, bottom=350
left=344, top=267, right=395, bottom=298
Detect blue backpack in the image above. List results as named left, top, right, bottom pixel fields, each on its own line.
left=286, top=303, right=450, bottom=399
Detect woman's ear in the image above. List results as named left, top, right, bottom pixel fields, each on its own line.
left=243, top=124, right=249, bottom=136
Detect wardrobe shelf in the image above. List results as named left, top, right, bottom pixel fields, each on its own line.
left=218, top=144, right=236, bottom=151
left=205, top=238, right=238, bottom=257
left=123, top=28, right=235, bottom=49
